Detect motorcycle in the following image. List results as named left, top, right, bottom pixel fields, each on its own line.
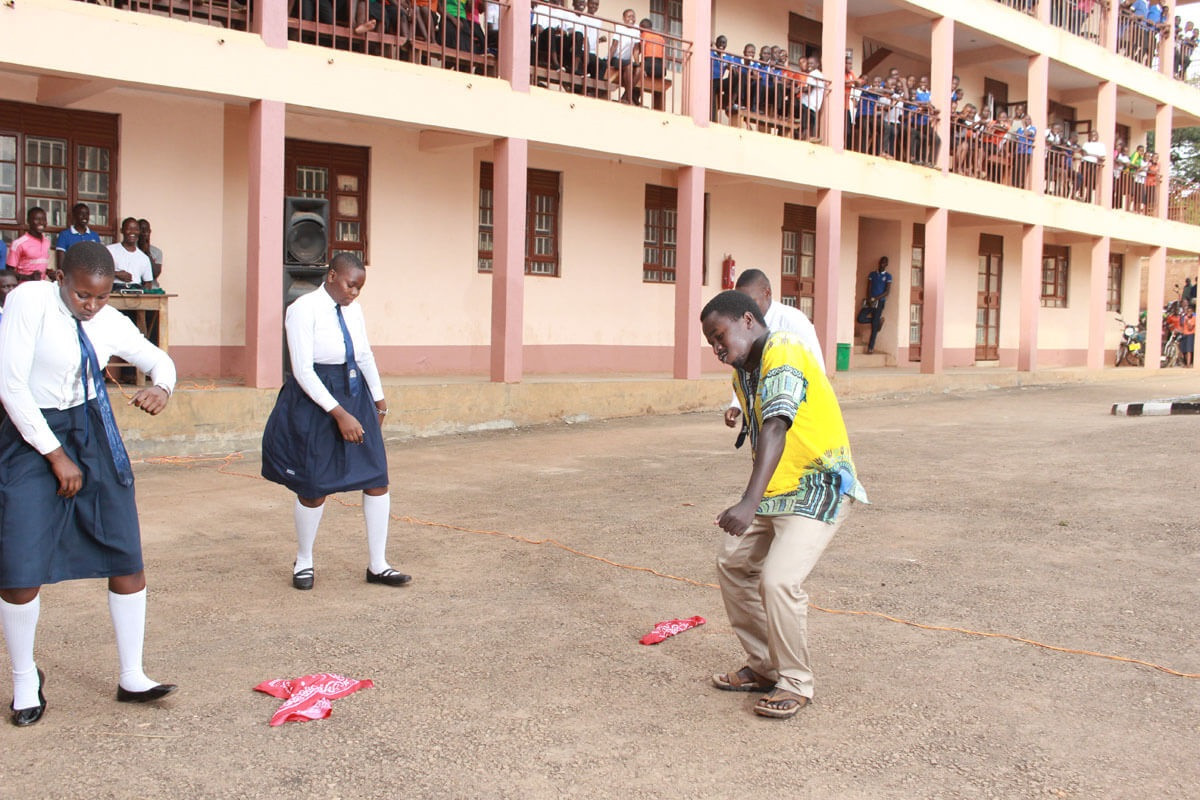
left=1115, top=317, right=1145, bottom=367
left=1162, top=298, right=1183, bottom=368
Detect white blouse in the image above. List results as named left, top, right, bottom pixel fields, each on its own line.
left=284, top=283, right=384, bottom=413
left=0, top=280, right=176, bottom=455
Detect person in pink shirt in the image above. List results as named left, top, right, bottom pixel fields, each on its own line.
left=5, top=208, right=51, bottom=282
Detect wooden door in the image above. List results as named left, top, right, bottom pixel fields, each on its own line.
left=976, top=235, right=1003, bottom=361
left=781, top=203, right=816, bottom=320
left=909, top=223, right=925, bottom=361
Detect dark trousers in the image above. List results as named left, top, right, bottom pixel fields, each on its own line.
left=868, top=297, right=886, bottom=352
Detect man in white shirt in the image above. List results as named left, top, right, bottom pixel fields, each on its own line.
left=723, top=268, right=826, bottom=429
left=1080, top=129, right=1107, bottom=203
left=801, top=57, right=826, bottom=142
left=0, top=241, right=177, bottom=726
left=106, top=217, right=154, bottom=290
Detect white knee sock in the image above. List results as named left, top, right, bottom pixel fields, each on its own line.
left=293, top=499, right=325, bottom=573
left=363, top=492, right=392, bottom=574
left=108, top=589, right=159, bottom=693
left=0, top=595, right=41, bottom=710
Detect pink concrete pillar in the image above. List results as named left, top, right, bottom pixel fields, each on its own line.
left=1087, top=236, right=1111, bottom=369
left=1103, top=0, right=1118, bottom=51
left=1027, top=54, right=1048, bottom=193
left=244, top=99, right=285, bottom=389
left=920, top=207, right=948, bottom=375
left=501, top=0, right=531, bottom=91
left=1036, top=0, right=1050, bottom=25
left=1018, top=224, right=1043, bottom=371
left=814, top=188, right=842, bottom=375
left=930, top=16, right=953, bottom=173
left=673, top=166, right=705, bottom=379
left=491, top=138, right=528, bottom=383
left=1145, top=247, right=1166, bottom=370
left=252, top=0, right=287, bottom=48
left=821, top=0, right=847, bottom=151
left=1156, top=103, right=1173, bottom=218
left=1096, top=81, right=1117, bottom=208
left=682, top=0, right=711, bottom=127
left=1160, top=10, right=1176, bottom=77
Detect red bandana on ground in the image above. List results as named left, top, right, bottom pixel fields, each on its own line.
left=639, top=616, right=706, bottom=645
left=254, top=673, right=374, bottom=726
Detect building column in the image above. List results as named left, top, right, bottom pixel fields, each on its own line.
left=822, top=0, right=847, bottom=151
left=1160, top=10, right=1176, bottom=78
left=673, top=166, right=705, bottom=379
left=251, top=0, right=287, bottom=48
left=244, top=100, right=285, bottom=389
left=682, top=0, right=711, bottom=127
left=1035, top=0, right=1050, bottom=25
left=930, top=16, right=953, bottom=173
left=1097, top=80, right=1117, bottom=207
left=1102, top=0, right=1118, bottom=52
left=920, top=207, right=948, bottom=374
left=491, top=137, right=528, bottom=383
left=1145, top=246, right=1166, bottom=370
left=814, top=188, right=841, bottom=375
left=1156, top=103, right=1173, bottom=218
left=1027, top=54, right=1048, bottom=193
left=1018, top=224, right=1043, bottom=371
left=500, top=0, right=531, bottom=91
left=1087, top=236, right=1111, bottom=369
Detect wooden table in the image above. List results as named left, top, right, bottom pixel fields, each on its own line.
left=108, top=292, right=175, bottom=384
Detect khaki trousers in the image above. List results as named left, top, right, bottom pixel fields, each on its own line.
left=716, top=507, right=847, bottom=698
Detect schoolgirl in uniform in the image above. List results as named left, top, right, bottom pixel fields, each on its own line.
left=0, top=241, right=177, bottom=727
left=261, top=253, right=410, bottom=591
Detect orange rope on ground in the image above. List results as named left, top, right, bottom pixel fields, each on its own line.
left=139, top=449, right=1200, bottom=680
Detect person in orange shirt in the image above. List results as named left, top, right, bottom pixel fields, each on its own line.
left=1179, top=299, right=1196, bottom=367
left=633, top=17, right=665, bottom=105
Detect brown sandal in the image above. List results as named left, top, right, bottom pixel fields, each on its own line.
left=711, top=666, right=773, bottom=692
left=753, top=688, right=810, bottom=719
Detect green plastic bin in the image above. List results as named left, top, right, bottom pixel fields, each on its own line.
left=835, top=342, right=851, bottom=372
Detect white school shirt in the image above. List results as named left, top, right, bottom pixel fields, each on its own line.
left=284, top=283, right=384, bottom=413
left=1082, top=140, right=1107, bottom=164
left=106, top=243, right=154, bottom=286
left=727, top=300, right=826, bottom=410
left=0, top=280, right=176, bottom=456
left=610, top=21, right=639, bottom=61
left=803, top=68, right=826, bottom=111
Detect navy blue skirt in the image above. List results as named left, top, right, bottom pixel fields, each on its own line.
left=260, top=363, right=388, bottom=498
left=0, top=403, right=142, bottom=589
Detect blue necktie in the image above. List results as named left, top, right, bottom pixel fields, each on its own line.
left=335, top=305, right=361, bottom=397
left=76, top=319, right=134, bottom=487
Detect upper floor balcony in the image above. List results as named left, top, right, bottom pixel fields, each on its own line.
left=52, top=0, right=1200, bottom=227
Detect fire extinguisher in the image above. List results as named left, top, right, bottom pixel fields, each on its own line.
left=721, top=255, right=736, bottom=290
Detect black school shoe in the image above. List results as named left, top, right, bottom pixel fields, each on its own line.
left=365, top=568, right=412, bottom=587
left=10, top=668, right=46, bottom=727
left=292, top=566, right=314, bottom=590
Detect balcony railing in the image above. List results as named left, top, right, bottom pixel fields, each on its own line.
left=1168, top=181, right=1200, bottom=225
left=80, top=0, right=249, bottom=29
left=1116, top=5, right=1166, bottom=69
left=710, top=54, right=828, bottom=144
left=993, top=0, right=1037, bottom=14
left=287, top=0, right=507, bottom=77
left=529, top=3, right=691, bottom=115
left=1044, top=143, right=1103, bottom=204
left=847, top=88, right=940, bottom=167
left=1051, top=0, right=1106, bottom=43
left=951, top=118, right=1034, bottom=188
left=1112, top=162, right=1160, bottom=216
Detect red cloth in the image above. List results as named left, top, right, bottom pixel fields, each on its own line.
left=254, top=673, right=374, bottom=726
left=639, top=616, right=705, bottom=645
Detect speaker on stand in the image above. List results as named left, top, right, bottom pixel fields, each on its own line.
left=282, top=196, right=330, bottom=377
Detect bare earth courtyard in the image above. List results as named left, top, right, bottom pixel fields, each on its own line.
left=0, top=375, right=1197, bottom=799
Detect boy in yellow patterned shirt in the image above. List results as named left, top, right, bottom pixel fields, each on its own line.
left=700, top=290, right=867, bottom=719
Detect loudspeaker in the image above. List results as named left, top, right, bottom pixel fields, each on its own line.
left=284, top=196, right=329, bottom=266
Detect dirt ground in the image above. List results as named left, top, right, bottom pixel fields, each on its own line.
left=0, top=374, right=1198, bottom=799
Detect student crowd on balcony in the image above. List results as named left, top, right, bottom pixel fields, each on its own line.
left=709, top=38, right=828, bottom=142
left=844, top=67, right=941, bottom=167
left=1116, top=1, right=1172, bottom=69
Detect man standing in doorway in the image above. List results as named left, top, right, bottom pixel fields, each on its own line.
left=866, top=256, right=892, bottom=354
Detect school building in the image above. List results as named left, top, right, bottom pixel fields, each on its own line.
left=2, top=0, right=1199, bottom=409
